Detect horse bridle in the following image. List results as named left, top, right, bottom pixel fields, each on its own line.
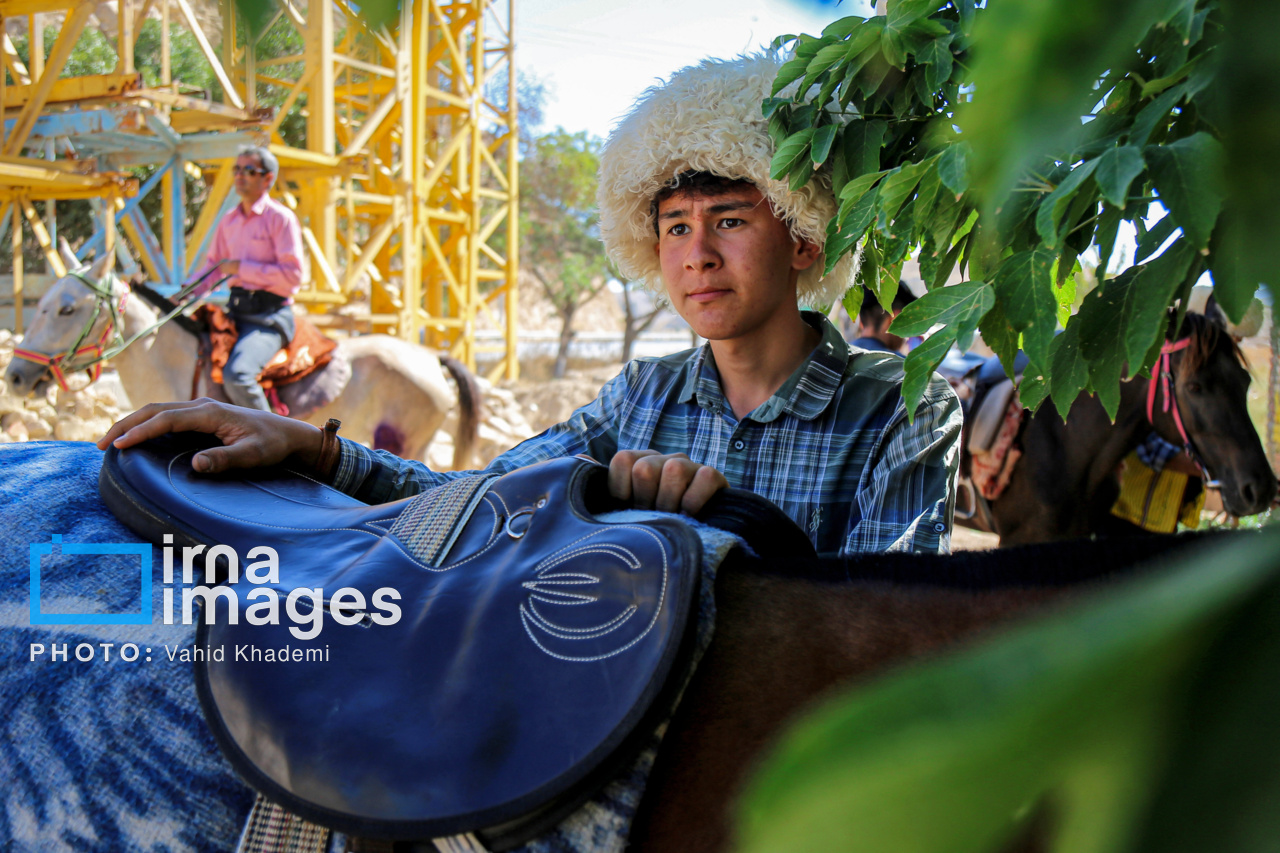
left=12, top=266, right=229, bottom=392
left=12, top=271, right=129, bottom=391
left=1146, top=337, right=1220, bottom=488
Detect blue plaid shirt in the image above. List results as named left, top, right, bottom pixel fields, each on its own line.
left=331, top=312, right=961, bottom=556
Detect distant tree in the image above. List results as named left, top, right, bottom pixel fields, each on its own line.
left=619, top=279, right=665, bottom=364
left=520, top=129, right=611, bottom=378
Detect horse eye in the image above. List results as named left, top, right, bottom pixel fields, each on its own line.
left=1185, top=382, right=1202, bottom=393
left=58, top=304, right=76, bottom=316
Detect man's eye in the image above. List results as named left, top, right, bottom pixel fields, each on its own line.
left=667, top=224, right=689, bottom=236
left=720, top=218, right=744, bottom=228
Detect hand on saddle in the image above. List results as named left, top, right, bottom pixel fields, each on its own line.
left=608, top=449, right=728, bottom=515
left=97, top=398, right=322, bottom=474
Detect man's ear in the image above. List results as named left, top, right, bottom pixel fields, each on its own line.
left=792, top=236, right=821, bottom=271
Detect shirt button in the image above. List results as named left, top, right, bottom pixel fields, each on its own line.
left=933, top=522, right=947, bottom=533
left=733, top=439, right=745, bottom=451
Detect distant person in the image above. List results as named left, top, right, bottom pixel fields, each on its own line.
left=853, top=281, right=916, bottom=355
left=188, top=146, right=306, bottom=411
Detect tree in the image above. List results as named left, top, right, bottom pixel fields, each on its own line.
left=765, top=0, right=1271, bottom=423
left=520, top=129, right=612, bottom=378
left=620, top=279, right=666, bottom=364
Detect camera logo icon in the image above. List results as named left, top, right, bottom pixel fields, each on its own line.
left=29, top=535, right=152, bottom=625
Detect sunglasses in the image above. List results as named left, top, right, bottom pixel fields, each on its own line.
left=232, top=165, right=269, bottom=176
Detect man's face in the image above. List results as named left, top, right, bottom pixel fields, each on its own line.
left=875, top=311, right=906, bottom=351
left=655, top=185, right=817, bottom=342
left=232, top=154, right=272, bottom=201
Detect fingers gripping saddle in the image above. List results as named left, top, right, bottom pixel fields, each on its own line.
left=98, top=435, right=811, bottom=847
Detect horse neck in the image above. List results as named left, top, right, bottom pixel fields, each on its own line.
left=110, top=288, right=197, bottom=404
left=1092, top=377, right=1159, bottom=474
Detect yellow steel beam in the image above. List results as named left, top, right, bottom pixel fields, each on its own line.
left=18, top=192, right=66, bottom=276
left=184, top=157, right=233, bottom=265
left=1, top=72, right=142, bottom=110
left=0, top=0, right=71, bottom=15
left=172, top=0, right=245, bottom=109
left=1, top=34, right=31, bottom=84
left=3, top=1, right=93, bottom=156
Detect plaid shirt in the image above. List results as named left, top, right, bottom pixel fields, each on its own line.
left=331, top=312, right=961, bottom=556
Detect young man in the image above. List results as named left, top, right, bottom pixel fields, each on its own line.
left=190, top=146, right=306, bottom=411
left=853, top=280, right=916, bottom=355
left=100, top=55, right=960, bottom=555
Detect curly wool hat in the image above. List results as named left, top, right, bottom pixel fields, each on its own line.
left=598, top=53, right=855, bottom=306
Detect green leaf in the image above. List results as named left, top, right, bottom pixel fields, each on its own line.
left=1135, top=213, right=1179, bottom=264
left=891, top=281, right=994, bottom=338
left=1144, top=132, right=1225, bottom=250
left=789, top=160, right=816, bottom=192
left=901, top=329, right=954, bottom=420
left=978, top=296, right=1020, bottom=378
left=1129, top=85, right=1185, bottom=149
left=880, top=26, right=909, bottom=70
left=926, top=180, right=967, bottom=250
left=992, top=249, right=1057, bottom=369
left=821, top=16, right=866, bottom=40
left=803, top=42, right=854, bottom=93
left=1096, top=203, right=1123, bottom=273
left=772, top=55, right=811, bottom=96
left=738, top=532, right=1280, bottom=853
left=770, top=128, right=815, bottom=181
left=1056, top=273, right=1077, bottom=329
left=1050, top=321, right=1090, bottom=421
left=857, top=235, right=882, bottom=303
left=826, top=188, right=880, bottom=276
left=917, top=33, right=955, bottom=92
left=1094, top=145, right=1147, bottom=209
left=839, top=170, right=887, bottom=209
left=1035, top=159, right=1100, bottom=249
left=811, top=125, right=839, bottom=168
left=832, top=120, right=887, bottom=196
left=841, top=284, right=866, bottom=326
left=937, top=143, right=970, bottom=196
left=1017, top=372, right=1051, bottom=411
left=876, top=160, right=927, bottom=222
left=928, top=237, right=966, bottom=291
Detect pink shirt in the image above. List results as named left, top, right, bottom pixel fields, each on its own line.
left=194, top=194, right=307, bottom=301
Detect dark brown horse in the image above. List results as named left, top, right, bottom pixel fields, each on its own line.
left=966, top=312, right=1275, bottom=545
left=627, top=531, right=1226, bottom=853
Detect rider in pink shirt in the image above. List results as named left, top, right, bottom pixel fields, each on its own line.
left=190, top=146, right=307, bottom=411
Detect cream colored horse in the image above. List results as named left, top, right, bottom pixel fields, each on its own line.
left=4, top=252, right=479, bottom=468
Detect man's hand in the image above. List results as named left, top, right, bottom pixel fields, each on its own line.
left=97, top=399, right=322, bottom=474
left=218, top=259, right=241, bottom=275
left=608, top=449, right=728, bottom=515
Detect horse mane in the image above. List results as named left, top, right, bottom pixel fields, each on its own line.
left=1174, top=309, right=1248, bottom=377
left=734, top=530, right=1237, bottom=591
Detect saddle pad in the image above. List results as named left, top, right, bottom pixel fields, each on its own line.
left=99, top=435, right=705, bottom=847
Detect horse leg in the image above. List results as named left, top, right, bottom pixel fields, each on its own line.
left=628, top=571, right=1063, bottom=853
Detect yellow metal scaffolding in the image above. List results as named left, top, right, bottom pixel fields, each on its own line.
left=0, top=0, right=519, bottom=378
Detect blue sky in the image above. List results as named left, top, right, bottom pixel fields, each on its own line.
left=516, top=0, right=870, bottom=138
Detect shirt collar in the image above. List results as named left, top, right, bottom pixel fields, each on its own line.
left=676, top=310, right=850, bottom=422
left=239, top=194, right=271, bottom=217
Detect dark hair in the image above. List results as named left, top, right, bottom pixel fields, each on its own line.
left=859, top=280, right=917, bottom=326
left=651, top=170, right=758, bottom=235
left=237, top=145, right=279, bottom=176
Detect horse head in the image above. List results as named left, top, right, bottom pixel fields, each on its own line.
left=4, top=246, right=121, bottom=398
left=1159, top=308, right=1277, bottom=517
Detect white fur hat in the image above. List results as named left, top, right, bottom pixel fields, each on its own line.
left=597, top=53, right=855, bottom=306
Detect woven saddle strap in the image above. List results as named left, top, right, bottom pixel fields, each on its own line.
left=236, top=796, right=490, bottom=853
left=235, top=477, right=500, bottom=853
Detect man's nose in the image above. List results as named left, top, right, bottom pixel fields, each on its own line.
left=684, top=227, right=721, bottom=271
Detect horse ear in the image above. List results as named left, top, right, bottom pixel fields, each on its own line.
left=88, top=251, right=114, bottom=282
left=58, top=237, right=81, bottom=273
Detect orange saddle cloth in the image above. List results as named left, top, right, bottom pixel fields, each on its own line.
left=192, top=305, right=338, bottom=390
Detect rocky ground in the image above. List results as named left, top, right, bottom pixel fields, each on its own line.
left=0, top=331, right=125, bottom=446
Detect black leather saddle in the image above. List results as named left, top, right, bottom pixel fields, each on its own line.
left=99, top=434, right=812, bottom=849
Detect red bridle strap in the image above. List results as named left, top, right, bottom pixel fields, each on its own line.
left=1146, top=337, right=1209, bottom=477
left=12, top=288, right=129, bottom=392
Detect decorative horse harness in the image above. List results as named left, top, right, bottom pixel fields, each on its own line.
left=11, top=266, right=229, bottom=391
left=1146, top=337, right=1219, bottom=488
